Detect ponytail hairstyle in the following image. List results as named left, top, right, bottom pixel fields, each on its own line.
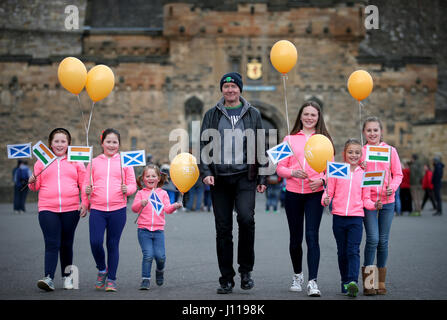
left=137, top=164, right=167, bottom=190
left=343, top=138, right=362, bottom=162
left=362, top=116, right=383, bottom=144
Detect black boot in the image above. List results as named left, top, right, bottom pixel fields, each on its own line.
left=240, top=272, right=254, bottom=290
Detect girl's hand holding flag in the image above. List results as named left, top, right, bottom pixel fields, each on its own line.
left=121, top=184, right=127, bottom=195
left=375, top=199, right=383, bottom=210
left=323, top=195, right=330, bottom=206
left=140, top=199, right=148, bottom=207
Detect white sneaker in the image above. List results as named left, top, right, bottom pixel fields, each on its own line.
left=289, top=273, right=304, bottom=292
left=307, top=279, right=321, bottom=297
left=63, top=276, right=74, bottom=290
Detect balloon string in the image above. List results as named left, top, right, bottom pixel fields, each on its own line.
left=86, top=102, right=95, bottom=147
left=282, top=74, right=291, bottom=135
left=359, top=101, right=364, bottom=145
left=76, top=94, right=88, bottom=146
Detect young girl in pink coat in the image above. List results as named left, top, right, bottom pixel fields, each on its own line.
left=322, top=139, right=380, bottom=297
left=82, top=128, right=137, bottom=292
left=132, top=165, right=182, bottom=290
left=28, top=128, right=87, bottom=292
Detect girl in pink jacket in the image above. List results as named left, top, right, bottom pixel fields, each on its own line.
left=132, top=165, right=182, bottom=290
left=82, top=128, right=137, bottom=292
left=360, top=117, right=403, bottom=296
left=28, top=128, right=86, bottom=292
left=322, top=139, right=380, bottom=297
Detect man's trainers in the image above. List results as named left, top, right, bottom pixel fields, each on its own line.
left=156, top=270, right=164, bottom=286
left=289, top=273, right=304, bottom=292
left=217, top=280, right=235, bottom=294
left=95, top=270, right=108, bottom=289
left=240, top=272, right=254, bottom=290
left=63, top=276, right=74, bottom=290
left=345, top=281, right=359, bottom=297
left=105, top=280, right=117, bottom=292
left=37, top=276, right=55, bottom=292
left=139, top=278, right=150, bottom=290
left=307, top=279, right=321, bottom=297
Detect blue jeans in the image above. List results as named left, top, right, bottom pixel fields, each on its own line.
left=363, top=203, right=395, bottom=268
left=394, top=187, right=401, bottom=215
left=137, top=228, right=166, bottom=279
left=186, top=184, right=204, bottom=211
left=332, top=215, right=363, bottom=285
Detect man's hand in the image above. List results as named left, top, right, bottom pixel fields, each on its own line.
left=203, top=176, right=215, bottom=186
left=257, top=185, right=267, bottom=193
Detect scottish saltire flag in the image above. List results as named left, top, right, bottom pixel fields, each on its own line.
left=68, top=146, right=92, bottom=163
left=121, top=150, right=146, bottom=167
left=366, top=146, right=390, bottom=163
left=149, top=190, right=164, bottom=216
left=267, top=141, right=294, bottom=164
left=327, top=161, right=350, bottom=179
left=361, top=171, right=385, bottom=188
left=32, top=141, right=56, bottom=167
left=7, top=143, right=32, bottom=159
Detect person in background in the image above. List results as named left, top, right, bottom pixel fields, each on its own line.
left=13, top=159, right=31, bottom=214
left=400, top=161, right=412, bottom=215
left=265, top=173, right=282, bottom=213
left=186, top=178, right=204, bottom=212
left=203, top=183, right=212, bottom=212
left=160, top=164, right=179, bottom=204
left=409, top=154, right=424, bottom=216
left=432, top=155, right=444, bottom=216
left=421, top=163, right=436, bottom=212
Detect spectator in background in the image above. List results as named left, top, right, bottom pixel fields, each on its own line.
left=13, top=160, right=31, bottom=214
left=265, top=173, right=282, bottom=213
left=203, top=184, right=212, bottom=212
left=432, top=155, right=444, bottom=216
left=394, top=186, right=401, bottom=216
left=186, top=178, right=204, bottom=212
left=421, top=163, right=436, bottom=212
left=409, top=154, right=424, bottom=216
left=160, top=164, right=180, bottom=204
left=400, top=161, right=412, bottom=215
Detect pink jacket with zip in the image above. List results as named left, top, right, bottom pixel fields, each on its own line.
left=29, top=156, right=86, bottom=212
left=321, top=166, right=376, bottom=217
left=81, top=153, right=137, bottom=211
left=132, top=188, right=177, bottom=231
left=360, top=142, right=403, bottom=204
left=276, top=131, right=326, bottom=194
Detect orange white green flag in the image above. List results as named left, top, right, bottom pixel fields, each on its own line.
left=361, top=171, right=385, bottom=187
left=32, top=141, right=56, bottom=167
left=68, top=146, right=92, bottom=163
left=366, top=145, right=390, bottom=163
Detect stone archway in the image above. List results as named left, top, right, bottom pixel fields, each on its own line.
left=250, top=100, right=288, bottom=143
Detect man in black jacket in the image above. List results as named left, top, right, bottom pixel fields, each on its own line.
left=200, top=72, right=267, bottom=294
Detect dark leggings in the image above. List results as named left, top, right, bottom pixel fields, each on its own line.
left=38, top=210, right=80, bottom=279
left=89, top=207, right=127, bottom=281
left=284, top=190, right=324, bottom=280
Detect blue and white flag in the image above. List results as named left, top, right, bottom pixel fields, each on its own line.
left=121, top=150, right=146, bottom=167
left=7, top=143, right=32, bottom=159
left=327, top=161, right=350, bottom=179
left=267, top=141, right=294, bottom=164
left=149, top=190, right=164, bottom=216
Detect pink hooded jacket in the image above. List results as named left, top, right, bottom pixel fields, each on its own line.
left=81, top=153, right=137, bottom=211
left=360, top=142, right=403, bottom=204
left=276, top=131, right=326, bottom=194
left=29, top=156, right=86, bottom=212
left=321, top=166, right=376, bottom=217
left=132, top=188, right=177, bottom=231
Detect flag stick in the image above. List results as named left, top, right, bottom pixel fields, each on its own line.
left=20, top=161, right=55, bottom=191
left=359, top=101, right=364, bottom=146
left=134, top=192, right=152, bottom=224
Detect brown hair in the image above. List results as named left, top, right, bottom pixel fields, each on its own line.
left=48, top=128, right=71, bottom=146
left=362, top=116, right=383, bottom=144
left=343, top=138, right=362, bottom=162
left=290, top=100, right=335, bottom=152
left=101, top=128, right=121, bottom=144
left=136, top=164, right=167, bottom=190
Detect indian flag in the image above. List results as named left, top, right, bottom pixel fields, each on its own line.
left=366, top=146, right=390, bottom=163
left=32, top=141, right=56, bottom=167
left=361, top=171, right=385, bottom=187
left=68, top=146, right=92, bottom=163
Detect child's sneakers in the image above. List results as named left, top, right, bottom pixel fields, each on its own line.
left=345, top=281, right=359, bottom=297
left=156, top=270, right=164, bottom=286
left=105, top=280, right=117, bottom=292
left=307, top=279, right=321, bottom=297
left=289, top=273, right=304, bottom=292
left=37, top=276, right=55, bottom=292
left=140, top=278, right=150, bottom=290
left=95, top=270, right=108, bottom=289
left=63, top=276, right=74, bottom=290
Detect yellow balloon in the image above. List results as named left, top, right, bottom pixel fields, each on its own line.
left=347, top=70, right=373, bottom=101
left=169, top=153, right=200, bottom=193
left=304, top=134, right=334, bottom=173
left=270, top=40, right=298, bottom=74
left=85, top=65, right=115, bottom=102
left=57, top=57, right=87, bottom=95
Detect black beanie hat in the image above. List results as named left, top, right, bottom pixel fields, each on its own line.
left=220, top=72, right=243, bottom=92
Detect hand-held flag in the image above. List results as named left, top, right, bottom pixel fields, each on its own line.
left=121, top=150, right=146, bottom=167
left=366, top=146, right=390, bottom=163
left=32, top=141, right=56, bottom=167
left=68, top=146, right=92, bottom=163
left=7, top=143, right=32, bottom=159
left=327, top=161, right=350, bottom=179
left=361, top=171, right=385, bottom=187
left=149, top=190, right=164, bottom=216
left=267, top=141, right=294, bottom=164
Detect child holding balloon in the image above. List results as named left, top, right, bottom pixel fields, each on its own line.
left=132, top=165, right=182, bottom=290
left=322, top=138, right=380, bottom=297
left=82, top=128, right=137, bottom=292
left=360, top=117, right=403, bottom=295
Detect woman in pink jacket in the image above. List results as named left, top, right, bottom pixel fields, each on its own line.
left=132, top=165, right=182, bottom=290
left=83, top=128, right=137, bottom=292
left=276, top=100, right=334, bottom=297
left=322, top=139, right=380, bottom=297
left=360, top=117, right=403, bottom=295
left=28, top=128, right=87, bottom=292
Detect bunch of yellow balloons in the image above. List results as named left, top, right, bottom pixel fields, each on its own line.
left=169, top=153, right=200, bottom=193
left=57, top=57, right=115, bottom=102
